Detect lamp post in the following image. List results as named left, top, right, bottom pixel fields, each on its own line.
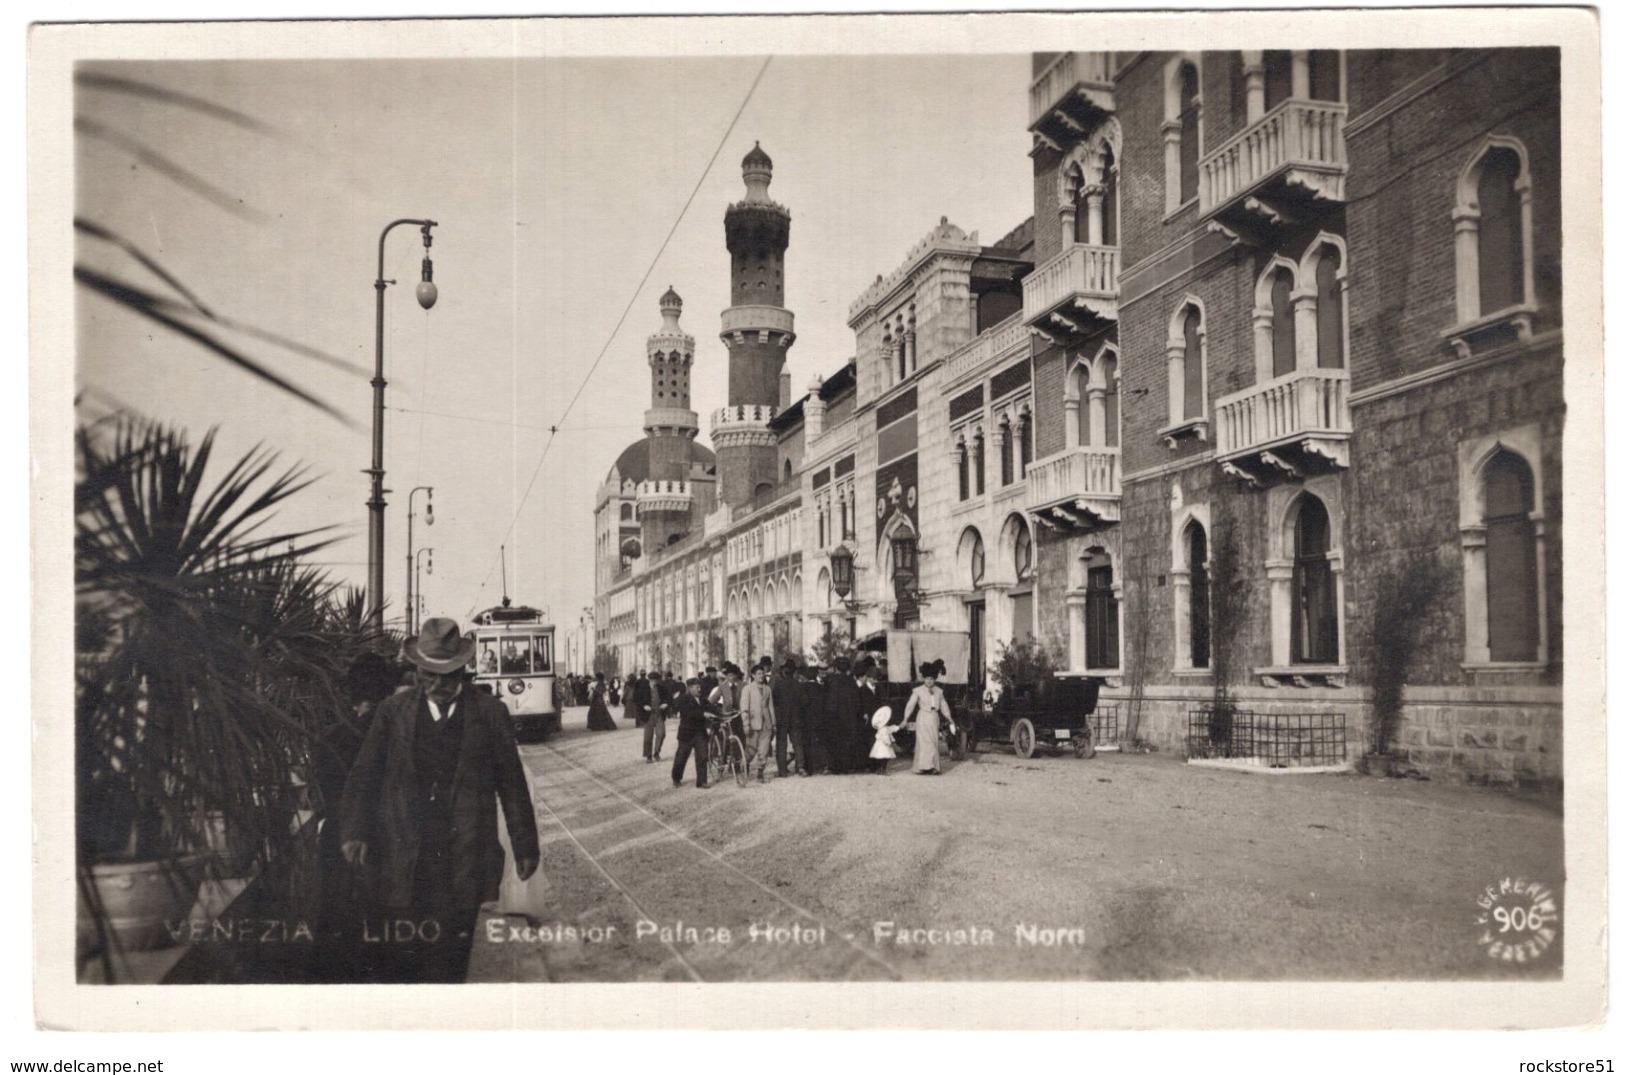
left=405, top=486, right=434, bottom=636
left=366, top=218, right=439, bottom=628
left=414, top=547, right=434, bottom=633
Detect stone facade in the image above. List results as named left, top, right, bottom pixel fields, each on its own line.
left=591, top=51, right=1565, bottom=786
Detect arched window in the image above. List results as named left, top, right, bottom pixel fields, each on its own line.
left=619, top=502, right=633, bottom=521
left=1454, top=138, right=1534, bottom=333
left=1085, top=551, right=1120, bottom=671
left=957, top=441, right=970, bottom=501
left=1478, top=148, right=1526, bottom=315
left=1182, top=306, right=1205, bottom=421
left=784, top=458, right=793, bottom=481
left=1186, top=521, right=1211, bottom=669
left=1315, top=244, right=1344, bottom=369
left=1177, top=62, right=1201, bottom=205
left=1291, top=495, right=1338, bottom=664
left=1270, top=267, right=1296, bottom=378
left=1019, top=410, right=1033, bottom=476
left=1484, top=451, right=1539, bottom=662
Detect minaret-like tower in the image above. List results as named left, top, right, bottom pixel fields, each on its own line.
left=638, top=286, right=699, bottom=550
left=714, top=142, right=796, bottom=507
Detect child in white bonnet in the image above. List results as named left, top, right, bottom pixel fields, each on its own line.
left=869, top=705, right=897, bottom=775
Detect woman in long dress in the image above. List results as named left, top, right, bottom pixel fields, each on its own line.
left=586, top=672, right=618, bottom=731
left=902, top=659, right=957, bottom=775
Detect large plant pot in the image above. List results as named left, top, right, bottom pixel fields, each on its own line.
left=81, top=854, right=208, bottom=952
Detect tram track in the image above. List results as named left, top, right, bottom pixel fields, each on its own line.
left=488, top=737, right=906, bottom=983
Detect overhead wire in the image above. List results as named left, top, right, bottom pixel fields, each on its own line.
left=467, top=55, right=775, bottom=619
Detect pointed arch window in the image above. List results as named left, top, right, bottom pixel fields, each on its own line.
left=957, top=441, right=970, bottom=501
left=1187, top=522, right=1211, bottom=670
left=1085, top=553, right=1120, bottom=671
left=1453, top=138, right=1535, bottom=340
left=1478, top=148, right=1526, bottom=315
left=1182, top=306, right=1205, bottom=421
left=1484, top=451, right=1539, bottom=662
left=973, top=432, right=986, bottom=495
left=1100, top=142, right=1119, bottom=247
left=1270, top=268, right=1296, bottom=378
left=1315, top=245, right=1345, bottom=369
left=1177, top=62, right=1201, bottom=204
left=1291, top=495, right=1339, bottom=665
left=1000, top=419, right=1015, bottom=486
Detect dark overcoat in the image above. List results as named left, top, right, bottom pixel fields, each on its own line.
left=339, top=686, right=540, bottom=910
left=771, top=672, right=803, bottom=735
left=823, top=673, right=861, bottom=772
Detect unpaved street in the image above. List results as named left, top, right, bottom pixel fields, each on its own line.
left=467, top=707, right=1563, bottom=982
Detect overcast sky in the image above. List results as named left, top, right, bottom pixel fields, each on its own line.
left=75, top=51, right=1034, bottom=631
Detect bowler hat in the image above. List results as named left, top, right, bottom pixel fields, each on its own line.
left=403, top=617, right=476, bottom=674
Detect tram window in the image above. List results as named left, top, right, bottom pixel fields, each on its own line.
left=479, top=645, right=499, bottom=674
left=501, top=640, right=529, bottom=675
left=531, top=635, right=552, bottom=673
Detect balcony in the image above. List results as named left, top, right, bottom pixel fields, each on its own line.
left=1022, top=243, right=1119, bottom=345
left=1026, top=445, right=1121, bottom=531
left=635, top=479, right=694, bottom=514
left=1200, top=99, right=1348, bottom=245
left=1213, top=368, right=1351, bottom=484
left=943, top=312, right=1029, bottom=387
left=1029, top=52, right=1117, bottom=154
left=710, top=403, right=778, bottom=451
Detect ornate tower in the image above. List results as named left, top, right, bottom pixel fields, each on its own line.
left=638, top=286, right=698, bottom=551
left=715, top=142, right=796, bottom=507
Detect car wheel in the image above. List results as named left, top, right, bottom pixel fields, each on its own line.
left=1012, top=718, right=1037, bottom=759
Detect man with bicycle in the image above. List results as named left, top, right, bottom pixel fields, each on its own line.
left=670, top=676, right=716, bottom=789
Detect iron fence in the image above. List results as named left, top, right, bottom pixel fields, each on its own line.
left=1091, top=704, right=1121, bottom=748
left=1186, top=707, right=1347, bottom=768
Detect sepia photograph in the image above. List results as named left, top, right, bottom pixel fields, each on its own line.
left=29, top=6, right=1605, bottom=1034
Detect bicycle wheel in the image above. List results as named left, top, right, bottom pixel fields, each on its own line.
left=728, top=736, right=750, bottom=787
left=706, top=733, right=725, bottom=785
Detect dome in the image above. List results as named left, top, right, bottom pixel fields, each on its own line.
left=659, top=285, right=682, bottom=309
left=742, top=141, right=772, bottom=172
left=606, top=436, right=716, bottom=487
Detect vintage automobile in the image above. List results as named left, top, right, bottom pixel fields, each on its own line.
left=971, top=676, right=1105, bottom=759
left=856, top=629, right=978, bottom=761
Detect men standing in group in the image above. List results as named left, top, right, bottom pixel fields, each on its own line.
left=823, top=655, right=861, bottom=774
left=700, top=665, right=719, bottom=704
left=670, top=676, right=715, bottom=789
left=339, top=617, right=539, bottom=984
left=739, top=658, right=777, bottom=783
left=641, top=669, right=671, bottom=762
left=772, top=658, right=806, bottom=778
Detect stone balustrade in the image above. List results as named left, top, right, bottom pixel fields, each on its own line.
left=1028, top=51, right=1118, bottom=128
left=1027, top=445, right=1121, bottom=507
left=1022, top=243, right=1119, bottom=325
left=1200, top=99, right=1348, bottom=217
left=1214, top=368, right=1351, bottom=458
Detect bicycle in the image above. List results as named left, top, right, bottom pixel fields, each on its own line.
left=704, top=714, right=750, bottom=788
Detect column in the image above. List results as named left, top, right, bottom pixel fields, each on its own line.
left=1292, top=286, right=1319, bottom=373
left=1166, top=339, right=1187, bottom=424
left=1084, top=184, right=1105, bottom=246
left=1162, top=120, right=1182, bottom=214
left=1059, top=202, right=1077, bottom=250
left=1291, top=51, right=1311, bottom=99
left=1265, top=559, right=1294, bottom=667
left=1329, top=549, right=1346, bottom=667
left=1064, top=394, right=1082, bottom=448
left=1087, top=386, right=1108, bottom=448
left=1242, top=51, right=1265, bottom=121
left=1066, top=591, right=1088, bottom=672
left=1170, top=567, right=1192, bottom=670
left=990, top=425, right=1007, bottom=486
left=1453, top=206, right=1481, bottom=323
left=904, top=330, right=916, bottom=378
left=1252, top=306, right=1274, bottom=383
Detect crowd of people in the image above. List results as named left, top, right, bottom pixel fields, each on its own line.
left=598, top=655, right=959, bottom=788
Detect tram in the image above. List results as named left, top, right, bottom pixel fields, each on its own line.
left=470, top=601, right=559, bottom=741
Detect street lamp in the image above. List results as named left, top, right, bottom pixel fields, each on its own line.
left=405, top=485, right=434, bottom=636
left=829, top=543, right=864, bottom=612
left=414, top=547, right=434, bottom=631
left=366, top=218, right=439, bottom=628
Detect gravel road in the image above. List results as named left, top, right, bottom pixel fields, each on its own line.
left=467, top=706, right=1564, bottom=983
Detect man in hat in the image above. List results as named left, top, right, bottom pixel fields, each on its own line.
left=739, top=659, right=777, bottom=783
left=710, top=662, right=745, bottom=744
left=797, top=663, right=829, bottom=775
left=340, top=617, right=539, bottom=984
left=670, top=676, right=716, bottom=789
left=772, top=658, right=806, bottom=778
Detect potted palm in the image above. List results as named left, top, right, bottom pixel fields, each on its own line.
left=75, top=418, right=352, bottom=970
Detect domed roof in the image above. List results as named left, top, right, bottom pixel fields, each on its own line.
left=742, top=141, right=772, bottom=171
left=659, top=285, right=682, bottom=308
left=607, top=436, right=716, bottom=487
